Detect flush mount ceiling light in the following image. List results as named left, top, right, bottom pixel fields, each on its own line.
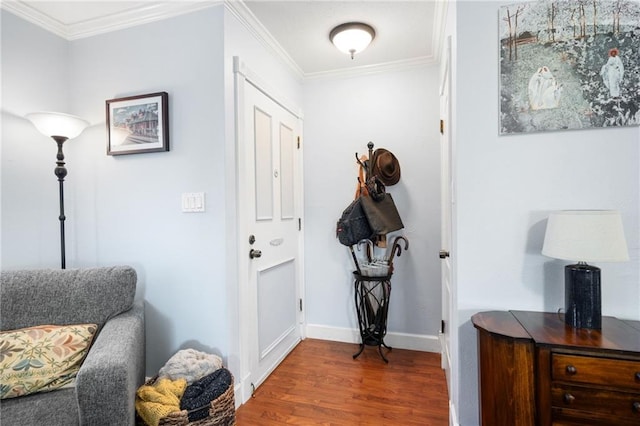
left=330, top=22, right=375, bottom=59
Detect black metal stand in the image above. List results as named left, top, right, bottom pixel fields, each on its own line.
left=53, top=136, right=68, bottom=269
left=352, top=272, right=392, bottom=362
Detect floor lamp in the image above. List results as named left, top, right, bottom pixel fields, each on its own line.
left=26, top=112, right=89, bottom=269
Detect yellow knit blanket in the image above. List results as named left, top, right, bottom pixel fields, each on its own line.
left=136, top=378, right=187, bottom=426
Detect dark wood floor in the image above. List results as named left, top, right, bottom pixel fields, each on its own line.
left=235, top=339, right=449, bottom=425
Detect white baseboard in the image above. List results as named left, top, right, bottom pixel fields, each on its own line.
left=305, top=323, right=441, bottom=353
left=234, top=382, right=243, bottom=408
left=449, top=400, right=459, bottom=426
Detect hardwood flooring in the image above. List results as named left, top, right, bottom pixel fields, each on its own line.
left=235, top=339, right=449, bottom=425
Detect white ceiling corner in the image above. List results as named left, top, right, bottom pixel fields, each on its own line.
left=2, top=0, right=448, bottom=78
left=225, top=0, right=305, bottom=80
left=2, top=1, right=223, bottom=40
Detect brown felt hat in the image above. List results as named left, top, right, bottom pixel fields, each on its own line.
left=371, top=148, right=401, bottom=186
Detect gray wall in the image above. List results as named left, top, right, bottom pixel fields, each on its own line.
left=1, top=7, right=230, bottom=375
left=454, top=2, right=640, bottom=424
left=1, top=11, right=73, bottom=268
left=68, top=7, right=228, bottom=375
left=303, top=67, right=442, bottom=340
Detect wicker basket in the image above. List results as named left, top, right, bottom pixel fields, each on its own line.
left=140, top=372, right=236, bottom=426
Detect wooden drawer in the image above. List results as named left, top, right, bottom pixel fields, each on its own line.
left=551, top=383, right=640, bottom=421
left=552, top=353, right=640, bottom=389
left=552, top=408, right=640, bottom=426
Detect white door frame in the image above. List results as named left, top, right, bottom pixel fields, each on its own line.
left=438, top=36, right=459, bottom=426
left=439, top=36, right=452, bottom=376
left=233, top=57, right=305, bottom=404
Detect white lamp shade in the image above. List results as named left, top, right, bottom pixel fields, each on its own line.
left=330, top=23, right=375, bottom=56
left=26, top=111, right=89, bottom=140
left=542, top=210, right=629, bottom=262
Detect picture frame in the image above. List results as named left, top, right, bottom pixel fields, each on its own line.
left=499, top=1, right=640, bottom=135
left=106, top=92, right=169, bottom=155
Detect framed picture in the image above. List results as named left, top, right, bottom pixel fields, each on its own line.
left=106, top=92, right=169, bottom=155
left=499, top=1, right=640, bottom=135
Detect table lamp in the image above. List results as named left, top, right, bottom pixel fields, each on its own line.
left=542, top=210, right=629, bottom=329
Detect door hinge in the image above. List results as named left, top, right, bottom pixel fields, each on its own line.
left=299, top=298, right=303, bottom=312
left=298, top=218, right=301, bottom=231
left=441, top=320, right=446, bottom=334
left=440, top=119, right=444, bottom=135
left=297, top=136, right=301, bottom=149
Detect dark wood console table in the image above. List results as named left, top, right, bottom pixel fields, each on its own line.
left=471, top=310, right=640, bottom=426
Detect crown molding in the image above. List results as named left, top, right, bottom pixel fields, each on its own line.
left=304, top=56, right=437, bottom=81
left=1, top=1, right=68, bottom=38
left=226, top=0, right=446, bottom=80
left=1, top=0, right=223, bottom=40
left=2, top=0, right=448, bottom=80
left=431, top=0, right=450, bottom=65
left=224, top=1, right=305, bottom=80
left=226, top=1, right=441, bottom=81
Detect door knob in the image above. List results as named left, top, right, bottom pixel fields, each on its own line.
left=439, top=250, right=450, bottom=259
left=249, top=249, right=262, bottom=259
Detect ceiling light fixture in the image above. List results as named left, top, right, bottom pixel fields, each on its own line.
left=330, top=22, right=375, bottom=59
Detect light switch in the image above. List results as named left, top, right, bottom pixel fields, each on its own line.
left=182, top=192, right=205, bottom=213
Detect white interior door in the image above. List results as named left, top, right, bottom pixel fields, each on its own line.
left=238, top=72, right=303, bottom=400
left=439, top=36, right=453, bottom=398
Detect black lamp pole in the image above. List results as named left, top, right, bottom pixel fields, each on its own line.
left=52, top=135, right=69, bottom=269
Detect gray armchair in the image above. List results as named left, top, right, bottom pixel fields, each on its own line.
left=0, top=266, right=145, bottom=425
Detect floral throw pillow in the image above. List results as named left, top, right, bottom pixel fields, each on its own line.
left=0, top=324, right=97, bottom=399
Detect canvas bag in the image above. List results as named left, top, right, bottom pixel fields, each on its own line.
left=361, top=193, right=404, bottom=235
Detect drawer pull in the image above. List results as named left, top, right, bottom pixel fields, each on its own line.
left=633, top=402, right=640, bottom=413
left=636, top=372, right=640, bottom=382
left=565, top=365, right=577, bottom=375
left=563, top=393, right=575, bottom=405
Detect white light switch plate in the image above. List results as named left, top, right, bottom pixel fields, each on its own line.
left=182, top=192, right=205, bottom=212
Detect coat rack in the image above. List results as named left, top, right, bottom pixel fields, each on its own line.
left=355, top=141, right=375, bottom=182
left=348, top=141, right=409, bottom=362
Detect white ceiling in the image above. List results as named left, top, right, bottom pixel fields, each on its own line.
left=3, top=0, right=446, bottom=77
